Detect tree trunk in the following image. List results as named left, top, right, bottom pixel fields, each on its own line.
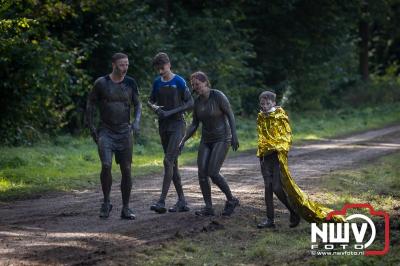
left=359, top=1, right=369, bottom=81
left=165, top=0, right=171, bottom=19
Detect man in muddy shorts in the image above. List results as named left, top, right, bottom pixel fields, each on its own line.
left=86, top=53, right=142, bottom=220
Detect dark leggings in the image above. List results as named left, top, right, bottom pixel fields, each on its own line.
left=159, top=127, right=185, bottom=202
left=197, top=141, right=234, bottom=208
left=260, top=152, right=297, bottom=220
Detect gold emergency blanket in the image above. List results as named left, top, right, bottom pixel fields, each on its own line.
left=257, top=108, right=345, bottom=223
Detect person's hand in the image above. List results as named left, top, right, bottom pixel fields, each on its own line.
left=156, top=109, right=172, bottom=119
left=147, top=101, right=163, bottom=113
left=231, top=136, right=239, bottom=151
left=90, top=129, right=98, bottom=144
left=131, top=122, right=140, bottom=137
left=178, top=140, right=185, bottom=154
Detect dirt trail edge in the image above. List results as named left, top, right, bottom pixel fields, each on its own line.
left=1, top=125, right=400, bottom=265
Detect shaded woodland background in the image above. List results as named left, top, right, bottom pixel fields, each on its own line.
left=1, top=0, right=400, bottom=145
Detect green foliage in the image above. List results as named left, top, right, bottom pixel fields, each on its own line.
left=164, top=3, right=257, bottom=114
left=241, top=1, right=359, bottom=108
left=341, top=75, right=400, bottom=108
left=0, top=1, right=92, bottom=145
left=1, top=0, right=400, bottom=145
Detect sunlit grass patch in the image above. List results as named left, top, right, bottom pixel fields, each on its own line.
left=0, top=177, right=13, bottom=191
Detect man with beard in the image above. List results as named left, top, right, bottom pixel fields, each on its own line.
left=86, top=53, right=142, bottom=220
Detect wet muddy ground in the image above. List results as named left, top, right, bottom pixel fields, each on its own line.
left=1, top=125, right=400, bottom=265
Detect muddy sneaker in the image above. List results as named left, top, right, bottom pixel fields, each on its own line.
left=195, top=207, right=215, bottom=217
left=222, top=197, right=240, bottom=216
left=289, top=212, right=300, bottom=228
left=150, top=201, right=167, bottom=214
left=257, top=218, right=275, bottom=229
left=168, top=200, right=190, bottom=212
left=121, top=206, right=136, bottom=220
left=99, top=202, right=113, bottom=218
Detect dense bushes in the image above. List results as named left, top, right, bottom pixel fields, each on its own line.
left=1, top=0, right=399, bottom=145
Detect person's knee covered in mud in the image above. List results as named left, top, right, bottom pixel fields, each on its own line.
left=163, top=156, right=174, bottom=169
left=101, top=162, right=112, bottom=172
left=120, top=163, right=131, bottom=177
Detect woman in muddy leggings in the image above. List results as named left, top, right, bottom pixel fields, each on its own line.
left=179, top=71, right=240, bottom=216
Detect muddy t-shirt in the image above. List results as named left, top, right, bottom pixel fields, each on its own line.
left=87, top=75, right=140, bottom=133
left=193, top=89, right=232, bottom=143
left=149, top=74, right=191, bottom=123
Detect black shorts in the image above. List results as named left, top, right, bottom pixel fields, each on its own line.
left=158, top=120, right=185, bottom=162
left=97, top=127, right=132, bottom=165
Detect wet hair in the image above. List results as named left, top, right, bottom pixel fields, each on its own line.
left=152, top=52, right=170, bottom=67
left=190, top=71, right=211, bottom=87
left=111, top=52, right=128, bottom=63
left=259, top=91, right=276, bottom=102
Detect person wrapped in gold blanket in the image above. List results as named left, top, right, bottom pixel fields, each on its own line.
left=256, top=91, right=344, bottom=228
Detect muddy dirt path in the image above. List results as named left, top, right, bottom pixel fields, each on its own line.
left=1, top=125, right=400, bottom=265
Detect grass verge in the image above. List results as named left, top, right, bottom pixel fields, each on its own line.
left=1, top=104, right=400, bottom=201
left=132, top=151, right=400, bottom=265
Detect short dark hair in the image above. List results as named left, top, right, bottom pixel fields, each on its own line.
left=152, top=52, right=170, bottom=67
left=190, top=71, right=211, bottom=87
left=259, top=91, right=276, bottom=101
left=111, top=53, right=128, bottom=63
